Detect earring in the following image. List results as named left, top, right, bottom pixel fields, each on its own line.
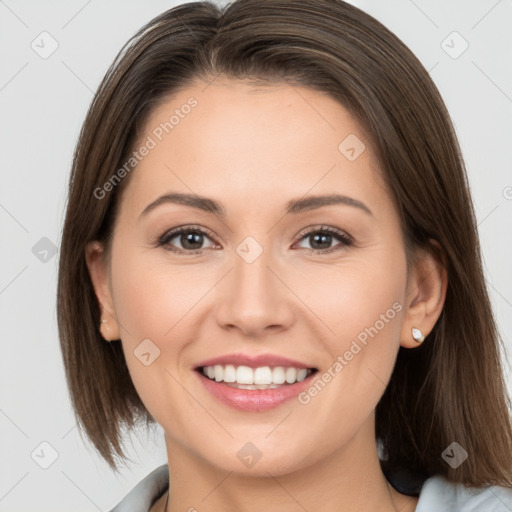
left=101, top=318, right=112, bottom=342
left=411, top=327, right=425, bottom=343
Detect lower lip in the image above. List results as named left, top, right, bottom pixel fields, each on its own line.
left=196, top=370, right=316, bottom=412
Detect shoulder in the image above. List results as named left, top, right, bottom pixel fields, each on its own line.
left=107, top=464, right=512, bottom=512
left=108, top=464, right=169, bottom=512
left=416, top=474, right=512, bottom=511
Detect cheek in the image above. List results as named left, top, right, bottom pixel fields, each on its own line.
left=295, top=250, right=406, bottom=409
left=263, top=265, right=405, bottom=472
left=337, top=267, right=404, bottom=349
left=107, top=249, right=198, bottom=413
left=297, top=253, right=406, bottom=349
left=107, top=244, right=237, bottom=423
left=110, top=248, right=200, bottom=343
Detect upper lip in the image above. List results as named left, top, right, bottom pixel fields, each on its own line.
left=194, top=353, right=316, bottom=370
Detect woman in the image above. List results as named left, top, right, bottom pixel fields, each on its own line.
left=57, top=1, right=512, bottom=511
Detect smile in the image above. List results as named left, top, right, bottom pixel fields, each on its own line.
left=200, top=364, right=314, bottom=388
left=195, top=364, right=318, bottom=411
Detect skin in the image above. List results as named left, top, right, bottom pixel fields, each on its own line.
left=86, top=78, right=447, bottom=512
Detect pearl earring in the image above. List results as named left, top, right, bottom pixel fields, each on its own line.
left=101, top=318, right=112, bottom=342
left=411, top=327, right=425, bottom=343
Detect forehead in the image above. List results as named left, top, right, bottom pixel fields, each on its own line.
left=120, top=78, right=386, bottom=219
left=144, top=78, right=368, bottom=155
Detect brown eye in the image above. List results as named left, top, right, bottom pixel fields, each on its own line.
left=155, top=224, right=353, bottom=255
left=295, top=226, right=353, bottom=254
left=157, top=226, right=217, bottom=254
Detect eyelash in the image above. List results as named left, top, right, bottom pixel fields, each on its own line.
left=153, top=224, right=354, bottom=256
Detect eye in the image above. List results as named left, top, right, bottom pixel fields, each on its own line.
left=294, top=225, right=353, bottom=254
left=154, top=224, right=353, bottom=255
left=155, top=225, right=217, bottom=254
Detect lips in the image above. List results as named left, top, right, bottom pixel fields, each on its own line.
left=193, top=352, right=318, bottom=412
left=194, top=352, right=315, bottom=370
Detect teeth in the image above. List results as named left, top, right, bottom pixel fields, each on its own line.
left=201, top=364, right=314, bottom=386
left=297, top=368, right=308, bottom=382
left=254, top=366, right=272, bottom=385
left=223, top=364, right=236, bottom=383
left=272, top=366, right=286, bottom=384
left=214, top=365, right=223, bottom=382
left=285, top=367, right=297, bottom=384
left=237, top=365, right=254, bottom=384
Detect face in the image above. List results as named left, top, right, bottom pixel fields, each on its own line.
left=89, top=78, right=419, bottom=476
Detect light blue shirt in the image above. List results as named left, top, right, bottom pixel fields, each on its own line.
left=109, top=464, right=512, bottom=511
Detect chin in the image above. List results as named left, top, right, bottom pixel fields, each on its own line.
left=196, top=437, right=319, bottom=478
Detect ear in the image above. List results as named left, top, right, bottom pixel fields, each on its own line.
left=85, top=241, right=120, bottom=341
left=400, top=240, right=448, bottom=348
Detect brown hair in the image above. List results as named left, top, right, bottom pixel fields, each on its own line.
left=57, top=0, right=512, bottom=485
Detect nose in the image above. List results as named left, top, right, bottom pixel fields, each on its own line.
left=214, top=245, right=295, bottom=338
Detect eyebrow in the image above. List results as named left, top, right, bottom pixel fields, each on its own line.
left=139, top=192, right=373, bottom=219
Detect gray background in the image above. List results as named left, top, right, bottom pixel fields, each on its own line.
left=1, top=0, right=511, bottom=510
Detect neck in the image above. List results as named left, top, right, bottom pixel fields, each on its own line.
left=158, top=419, right=417, bottom=512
